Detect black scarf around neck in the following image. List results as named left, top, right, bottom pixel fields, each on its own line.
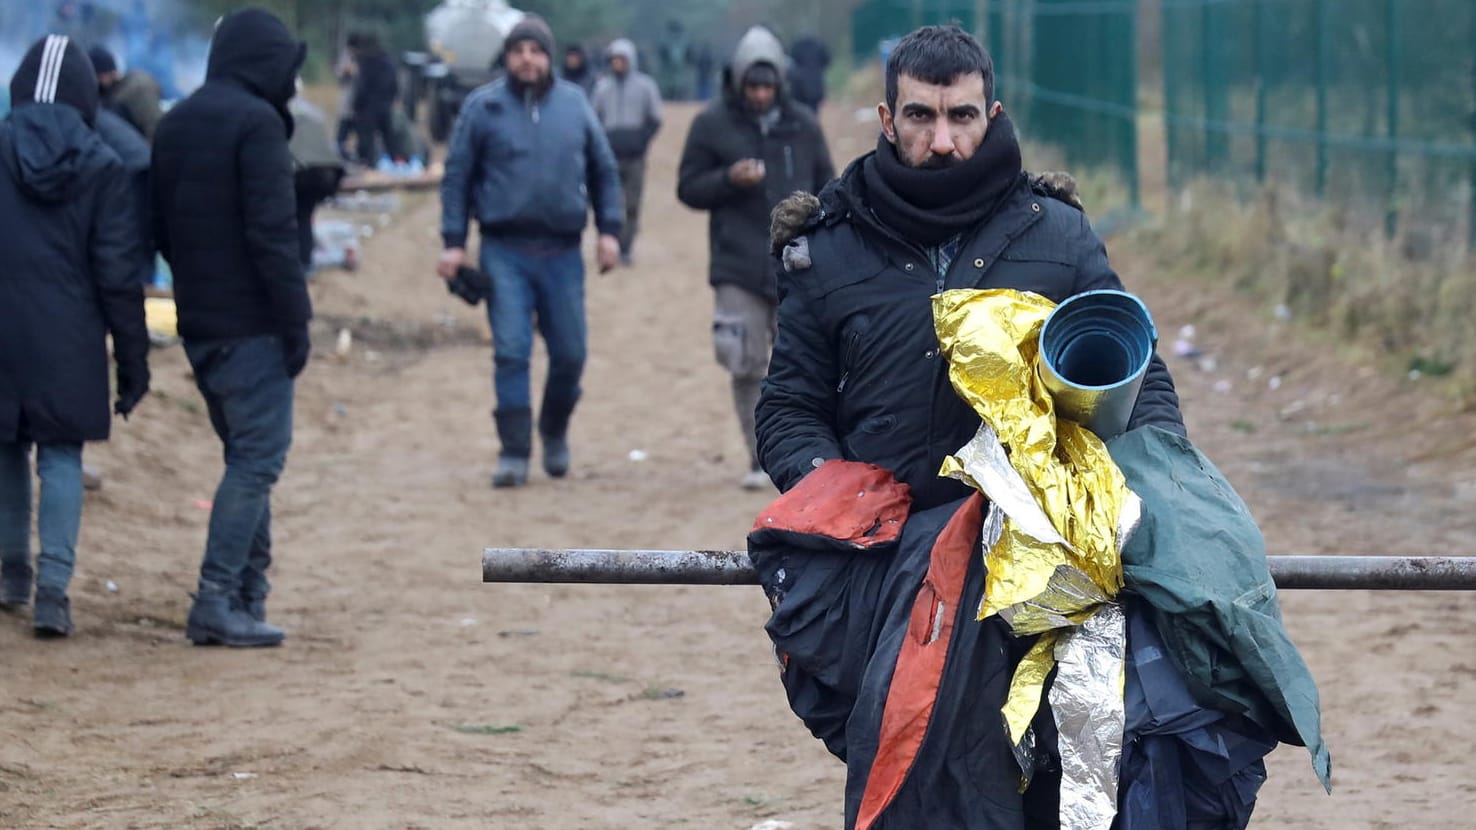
left=862, top=111, right=1025, bottom=246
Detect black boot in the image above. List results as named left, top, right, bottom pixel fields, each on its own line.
left=0, top=560, right=33, bottom=609
left=32, top=587, right=73, bottom=638
left=493, top=407, right=533, bottom=488
left=538, top=392, right=579, bottom=479
left=186, top=593, right=285, bottom=647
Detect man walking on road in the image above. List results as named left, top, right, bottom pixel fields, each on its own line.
left=152, top=8, right=311, bottom=648
left=591, top=38, right=662, bottom=266
left=676, top=25, right=834, bottom=489
left=438, top=15, right=623, bottom=489
left=0, top=34, right=151, bottom=637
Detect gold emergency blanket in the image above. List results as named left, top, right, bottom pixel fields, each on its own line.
left=933, top=289, right=1134, bottom=830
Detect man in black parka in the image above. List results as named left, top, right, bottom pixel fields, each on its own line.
left=676, top=25, right=834, bottom=490
left=758, top=25, right=1184, bottom=511
left=751, top=26, right=1188, bottom=829
left=0, top=34, right=150, bottom=637
left=152, top=7, right=310, bottom=648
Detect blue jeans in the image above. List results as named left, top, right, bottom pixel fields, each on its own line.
left=480, top=240, right=586, bottom=411
left=0, top=442, right=84, bottom=593
left=184, top=336, right=294, bottom=599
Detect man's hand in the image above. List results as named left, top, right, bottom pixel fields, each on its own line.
left=436, top=247, right=466, bottom=281
left=728, top=158, right=766, bottom=188
left=596, top=234, right=620, bottom=274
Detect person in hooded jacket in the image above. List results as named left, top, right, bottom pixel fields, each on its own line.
left=151, top=7, right=311, bottom=649
left=676, top=26, right=834, bottom=490
left=787, top=35, right=831, bottom=114
left=350, top=34, right=399, bottom=164
left=591, top=38, right=662, bottom=265
left=559, top=44, right=597, bottom=97
left=0, top=34, right=151, bottom=638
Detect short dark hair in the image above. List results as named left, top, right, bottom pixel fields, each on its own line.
left=885, top=25, right=994, bottom=112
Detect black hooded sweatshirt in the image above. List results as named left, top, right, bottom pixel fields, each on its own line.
left=151, top=8, right=311, bottom=342
left=1, top=35, right=149, bottom=444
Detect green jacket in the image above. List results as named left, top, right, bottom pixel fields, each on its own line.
left=1109, top=426, right=1332, bottom=791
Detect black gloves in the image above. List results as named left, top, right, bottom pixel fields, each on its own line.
left=114, top=360, right=150, bottom=418
left=282, top=325, right=311, bottom=379
left=446, top=265, right=492, bottom=306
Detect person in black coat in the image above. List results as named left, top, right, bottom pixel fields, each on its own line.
left=350, top=34, right=399, bottom=163
left=787, top=34, right=831, bottom=113
left=0, top=34, right=150, bottom=637
left=676, top=25, right=834, bottom=490
left=758, top=25, right=1185, bottom=513
left=151, top=7, right=309, bottom=649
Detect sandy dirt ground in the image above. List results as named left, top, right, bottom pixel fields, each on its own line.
left=2, top=101, right=1474, bottom=830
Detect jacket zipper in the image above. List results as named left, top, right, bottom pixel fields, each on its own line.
left=837, top=330, right=861, bottom=393
left=784, top=145, right=794, bottom=180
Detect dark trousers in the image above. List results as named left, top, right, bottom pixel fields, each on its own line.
left=354, top=109, right=395, bottom=163
left=184, top=336, right=294, bottom=601
left=616, top=156, right=646, bottom=256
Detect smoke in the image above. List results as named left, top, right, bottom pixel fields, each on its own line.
left=0, top=0, right=214, bottom=102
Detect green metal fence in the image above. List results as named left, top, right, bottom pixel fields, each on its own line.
left=851, top=0, right=1141, bottom=202
left=850, top=0, right=1476, bottom=240
left=1163, top=0, right=1476, bottom=240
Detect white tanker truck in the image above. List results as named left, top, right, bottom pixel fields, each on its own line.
left=402, top=0, right=525, bottom=142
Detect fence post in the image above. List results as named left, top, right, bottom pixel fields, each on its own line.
left=1385, top=0, right=1400, bottom=238
left=1162, top=3, right=1180, bottom=191
left=1123, top=0, right=1140, bottom=207
left=1314, top=0, right=1329, bottom=197
left=1201, top=0, right=1228, bottom=172
left=1254, top=0, right=1269, bottom=184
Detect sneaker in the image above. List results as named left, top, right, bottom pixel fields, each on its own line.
left=33, top=588, right=73, bottom=638
left=492, top=456, right=530, bottom=488
left=740, top=468, right=772, bottom=491
left=82, top=464, right=103, bottom=491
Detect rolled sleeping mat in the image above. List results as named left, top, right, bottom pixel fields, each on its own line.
left=1037, top=289, right=1158, bottom=440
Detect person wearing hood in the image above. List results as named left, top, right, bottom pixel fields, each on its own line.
left=151, top=7, right=312, bottom=649
left=87, top=45, right=163, bottom=141
left=676, top=25, right=834, bottom=490
left=787, top=34, right=831, bottom=113
left=559, top=44, right=596, bottom=97
left=437, top=15, right=623, bottom=489
left=591, top=38, right=662, bottom=265
left=0, top=34, right=151, bottom=637
left=350, top=33, right=399, bottom=164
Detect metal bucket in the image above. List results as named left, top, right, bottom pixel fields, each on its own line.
left=1038, top=290, right=1158, bottom=439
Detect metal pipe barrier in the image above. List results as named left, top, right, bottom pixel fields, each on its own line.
left=483, top=549, right=1476, bottom=591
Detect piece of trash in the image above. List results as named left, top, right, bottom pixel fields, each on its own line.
left=1213, top=380, right=1233, bottom=394
left=192, top=499, right=213, bottom=511
left=332, top=402, right=347, bottom=418
left=460, top=617, right=478, bottom=627
left=628, top=449, right=648, bottom=462
left=1196, top=356, right=1218, bottom=373
left=230, top=772, right=257, bottom=780
left=335, top=328, right=353, bottom=357
left=1172, top=339, right=1201, bottom=358
left=749, top=822, right=795, bottom=830
left=1274, top=304, right=1292, bottom=321
left=1268, top=376, right=1283, bottom=391
left=1409, top=369, right=1422, bottom=381
left=639, top=687, right=685, bottom=701
left=105, top=580, right=119, bottom=593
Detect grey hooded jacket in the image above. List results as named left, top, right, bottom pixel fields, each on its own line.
left=590, top=39, right=663, bottom=160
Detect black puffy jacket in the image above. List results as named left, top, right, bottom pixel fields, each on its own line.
left=756, top=157, right=1186, bottom=511
left=151, top=9, right=310, bottom=343
left=676, top=90, right=834, bottom=302
left=0, top=105, right=148, bottom=443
